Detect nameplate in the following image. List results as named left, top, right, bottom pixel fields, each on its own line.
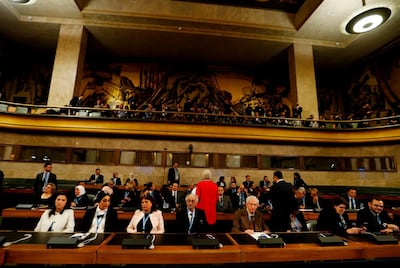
left=122, top=238, right=151, bottom=249
left=258, top=237, right=285, bottom=248
left=192, top=238, right=219, bottom=249
left=370, top=234, right=398, bottom=245
left=16, top=204, right=34, bottom=209
left=47, top=237, right=78, bottom=249
left=318, top=235, right=345, bottom=246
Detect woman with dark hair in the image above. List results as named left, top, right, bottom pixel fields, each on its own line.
left=126, top=195, right=165, bottom=233
left=34, top=191, right=75, bottom=232
left=80, top=191, right=119, bottom=233
left=316, top=197, right=365, bottom=236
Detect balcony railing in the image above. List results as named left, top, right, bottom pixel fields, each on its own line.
left=0, top=100, right=399, bottom=130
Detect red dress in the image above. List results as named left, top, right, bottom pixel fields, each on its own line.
left=196, top=179, right=218, bottom=225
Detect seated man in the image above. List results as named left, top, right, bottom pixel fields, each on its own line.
left=356, top=197, right=399, bottom=233
left=175, top=193, right=208, bottom=234
left=305, top=187, right=325, bottom=210
left=231, top=195, right=269, bottom=234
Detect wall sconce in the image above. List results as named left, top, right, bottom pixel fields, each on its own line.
left=345, top=0, right=391, bottom=34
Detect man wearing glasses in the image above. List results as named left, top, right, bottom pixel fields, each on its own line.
left=357, top=197, right=399, bottom=233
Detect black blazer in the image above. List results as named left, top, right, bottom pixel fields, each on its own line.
left=269, top=180, right=297, bottom=232
left=316, top=206, right=352, bottom=236
left=89, top=174, right=104, bottom=184
left=79, top=206, right=120, bottom=232
left=175, top=207, right=208, bottom=234
left=33, top=172, right=57, bottom=199
left=356, top=207, right=394, bottom=232
left=167, top=167, right=180, bottom=185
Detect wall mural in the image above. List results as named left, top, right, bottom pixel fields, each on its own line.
left=78, top=62, right=291, bottom=116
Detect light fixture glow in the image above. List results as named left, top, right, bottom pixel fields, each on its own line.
left=346, top=7, right=391, bottom=34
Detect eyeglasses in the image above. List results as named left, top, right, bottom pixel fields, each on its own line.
left=337, top=206, right=346, bottom=209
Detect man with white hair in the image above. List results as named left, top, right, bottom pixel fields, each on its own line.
left=195, top=169, right=218, bottom=226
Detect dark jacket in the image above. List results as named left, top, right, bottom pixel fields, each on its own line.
left=80, top=206, right=120, bottom=232
left=316, top=206, right=352, bottom=236
left=175, top=207, right=208, bottom=234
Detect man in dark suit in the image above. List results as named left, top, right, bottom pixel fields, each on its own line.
left=216, top=186, right=234, bottom=212
left=269, top=170, right=297, bottom=232
left=356, top=197, right=399, bottom=233
left=170, top=182, right=185, bottom=212
left=88, top=168, right=104, bottom=184
left=110, top=172, right=122, bottom=185
left=167, top=161, right=180, bottom=186
left=175, top=193, right=208, bottom=234
left=343, top=187, right=362, bottom=210
left=33, top=162, right=57, bottom=202
left=69, top=94, right=84, bottom=107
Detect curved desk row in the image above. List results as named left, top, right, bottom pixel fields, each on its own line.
left=0, top=231, right=399, bottom=266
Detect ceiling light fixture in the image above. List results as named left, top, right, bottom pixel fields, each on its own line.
left=345, top=0, right=391, bottom=34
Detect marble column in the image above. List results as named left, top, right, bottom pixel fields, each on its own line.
left=288, top=43, right=318, bottom=119
left=48, top=24, right=87, bottom=108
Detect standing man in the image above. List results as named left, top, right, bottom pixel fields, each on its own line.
left=195, top=169, right=218, bottom=227
left=88, top=168, right=104, bottom=184
left=33, top=162, right=57, bottom=202
left=167, top=161, right=180, bottom=186
left=269, top=170, right=296, bottom=232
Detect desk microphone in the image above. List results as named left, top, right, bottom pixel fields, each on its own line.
left=3, top=234, right=32, bottom=247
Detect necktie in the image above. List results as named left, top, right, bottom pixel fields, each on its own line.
left=249, top=215, right=255, bottom=230
left=376, top=214, right=382, bottom=225
left=352, top=198, right=356, bottom=209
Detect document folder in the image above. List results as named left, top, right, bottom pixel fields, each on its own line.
left=47, top=237, right=78, bottom=249
left=318, top=235, right=345, bottom=246
left=122, top=238, right=151, bottom=249
left=257, top=237, right=285, bottom=248
left=370, top=234, right=398, bottom=245
left=192, top=238, right=220, bottom=249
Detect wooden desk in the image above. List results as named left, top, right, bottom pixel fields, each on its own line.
left=1, top=232, right=112, bottom=265
left=230, top=232, right=400, bottom=263
left=97, top=233, right=241, bottom=265
left=0, top=248, right=4, bottom=266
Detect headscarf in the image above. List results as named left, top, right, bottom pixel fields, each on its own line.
left=75, top=185, right=86, bottom=197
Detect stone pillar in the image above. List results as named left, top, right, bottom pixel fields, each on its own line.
left=48, top=24, right=87, bottom=107
left=288, top=43, right=318, bottom=119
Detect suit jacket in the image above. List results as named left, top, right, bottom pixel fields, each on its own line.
left=170, top=190, right=185, bottom=210
left=33, top=172, right=57, bottom=199
left=305, top=194, right=325, bottom=210
left=110, top=177, right=122, bottom=185
left=316, top=206, right=352, bottom=236
left=216, top=194, right=234, bottom=212
left=80, top=206, right=119, bottom=232
left=231, top=207, right=269, bottom=233
left=175, top=207, right=208, bottom=234
left=344, top=195, right=361, bottom=210
left=89, top=174, right=104, bottom=184
left=269, top=179, right=297, bottom=232
left=167, top=167, right=180, bottom=185
left=356, top=207, right=394, bottom=232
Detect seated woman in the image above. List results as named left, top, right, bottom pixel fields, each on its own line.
left=34, top=191, right=75, bottom=232
left=316, top=197, right=365, bottom=236
left=80, top=191, right=120, bottom=233
left=70, top=184, right=89, bottom=208
left=36, top=182, right=56, bottom=208
left=126, top=195, right=165, bottom=234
